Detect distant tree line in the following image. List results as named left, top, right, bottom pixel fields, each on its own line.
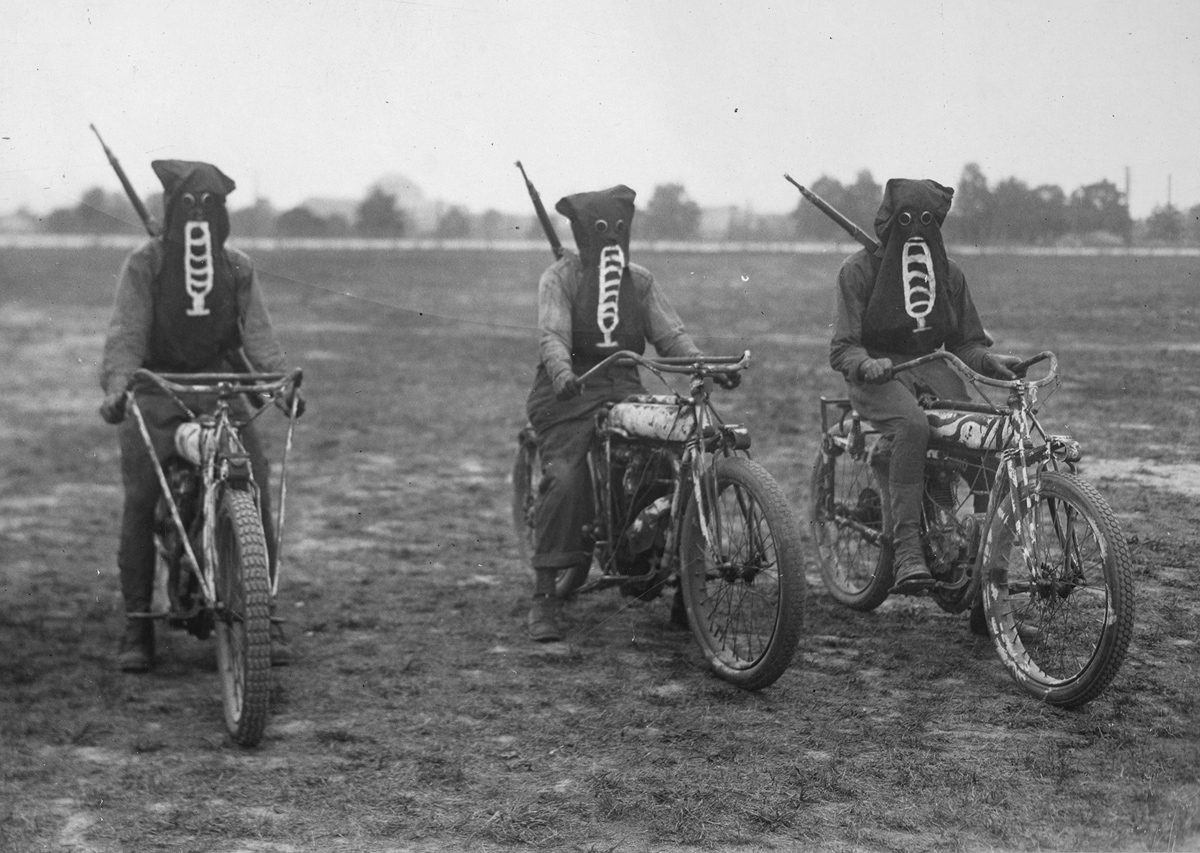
left=11, top=165, right=1199, bottom=245
left=791, top=164, right=1199, bottom=246
left=29, top=185, right=422, bottom=239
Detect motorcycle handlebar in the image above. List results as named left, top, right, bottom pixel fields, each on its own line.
left=576, top=350, right=750, bottom=386
left=131, top=367, right=303, bottom=398
left=889, top=351, right=1057, bottom=389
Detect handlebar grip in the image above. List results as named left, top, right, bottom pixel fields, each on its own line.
left=1011, top=351, right=1051, bottom=377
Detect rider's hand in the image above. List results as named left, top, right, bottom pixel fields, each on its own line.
left=859, top=358, right=893, bottom=384
left=99, top=391, right=127, bottom=425
left=554, top=373, right=582, bottom=401
left=713, top=371, right=741, bottom=390
left=981, top=353, right=1020, bottom=380
left=277, top=387, right=306, bottom=418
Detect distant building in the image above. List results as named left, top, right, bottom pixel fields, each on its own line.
left=299, top=197, right=358, bottom=221
left=300, top=173, right=442, bottom=234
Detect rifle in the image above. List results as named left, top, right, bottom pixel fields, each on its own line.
left=90, top=124, right=159, bottom=237
left=784, top=173, right=880, bottom=257
left=515, top=161, right=564, bottom=260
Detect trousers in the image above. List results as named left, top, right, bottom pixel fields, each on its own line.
left=116, top=391, right=274, bottom=614
left=525, top=364, right=644, bottom=571
left=846, top=358, right=972, bottom=485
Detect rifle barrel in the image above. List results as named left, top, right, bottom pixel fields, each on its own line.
left=515, top=161, right=564, bottom=260
left=784, top=172, right=879, bottom=255
left=90, top=124, right=157, bottom=237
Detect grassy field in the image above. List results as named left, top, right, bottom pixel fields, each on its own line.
left=1, top=245, right=1198, bottom=852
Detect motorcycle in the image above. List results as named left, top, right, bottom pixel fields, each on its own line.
left=810, top=350, right=1134, bottom=707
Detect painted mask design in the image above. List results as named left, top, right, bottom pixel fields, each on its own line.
left=899, top=211, right=938, bottom=331
left=182, top=194, right=216, bottom=316
left=152, top=159, right=236, bottom=318
left=555, top=185, right=639, bottom=354
left=862, top=178, right=956, bottom=354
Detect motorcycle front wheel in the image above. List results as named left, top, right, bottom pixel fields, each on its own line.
left=678, top=456, right=805, bottom=691
left=214, top=486, right=273, bottom=746
left=981, top=472, right=1134, bottom=708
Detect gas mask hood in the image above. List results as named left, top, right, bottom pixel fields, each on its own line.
left=873, top=178, right=953, bottom=246
left=862, top=178, right=956, bottom=353
left=555, top=185, right=644, bottom=358
left=152, top=159, right=236, bottom=247
left=555, top=185, right=636, bottom=270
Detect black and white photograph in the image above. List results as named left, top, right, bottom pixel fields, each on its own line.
left=2, top=1, right=1198, bottom=850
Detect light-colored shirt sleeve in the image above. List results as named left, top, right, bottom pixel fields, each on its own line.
left=536, top=254, right=702, bottom=388
left=536, top=255, right=578, bottom=388
left=100, top=240, right=157, bottom=395
left=227, top=246, right=288, bottom=373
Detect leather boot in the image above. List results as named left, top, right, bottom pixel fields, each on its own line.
left=117, top=617, right=155, bottom=672
left=527, top=594, right=563, bottom=642
left=888, top=481, right=934, bottom=595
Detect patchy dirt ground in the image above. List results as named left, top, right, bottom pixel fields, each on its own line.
left=1, top=247, right=1198, bottom=852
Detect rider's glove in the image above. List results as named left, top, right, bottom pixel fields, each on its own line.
left=858, top=357, right=894, bottom=384
left=553, top=373, right=582, bottom=401
left=713, top=371, right=741, bottom=390
left=277, top=387, right=307, bottom=418
left=99, top=391, right=127, bottom=425
left=981, top=353, right=1021, bottom=381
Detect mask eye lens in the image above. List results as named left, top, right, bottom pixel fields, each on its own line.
left=920, top=211, right=933, bottom=225
left=898, top=211, right=912, bottom=226
left=615, top=220, right=626, bottom=234
left=182, top=193, right=196, bottom=206
left=200, top=193, right=213, bottom=205
left=594, top=219, right=608, bottom=233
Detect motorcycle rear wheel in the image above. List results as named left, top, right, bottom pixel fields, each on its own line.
left=810, top=432, right=893, bottom=610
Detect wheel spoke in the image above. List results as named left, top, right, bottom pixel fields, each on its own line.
left=982, top=472, right=1133, bottom=707
left=811, top=436, right=890, bottom=608
left=679, top=457, right=803, bottom=690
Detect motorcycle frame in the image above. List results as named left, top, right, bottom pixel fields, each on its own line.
left=124, top=369, right=302, bottom=616
left=576, top=351, right=751, bottom=595
left=818, top=350, right=1079, bottom=609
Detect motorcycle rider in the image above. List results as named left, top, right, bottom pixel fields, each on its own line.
left=99, top=159, right=303, bottom=671
left=524, top=184, right=735, bottom=641
left=829, top=178, right=1022, bottom=594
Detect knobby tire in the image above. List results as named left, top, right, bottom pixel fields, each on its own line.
left=214, top=486, right=273, bottom=746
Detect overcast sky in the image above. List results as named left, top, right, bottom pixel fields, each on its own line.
left=4, top=0, right=1198, bottom=221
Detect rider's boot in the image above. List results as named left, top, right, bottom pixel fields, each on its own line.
left=269, top=602, right=293, bottom=666
left=527, top=568, right=564, bottom=642
left=888, top=481, right=935, bottom=595
left=118, top=616, right=155, bottom=673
